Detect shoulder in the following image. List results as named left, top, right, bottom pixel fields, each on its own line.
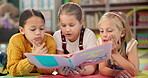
left=44, top=33, right=56, bottom=44
left=84, top=28, right=94, bottom=34
left=44, top=33, right=54, bottom=40
left=53, top=30, right=62, bottom=40
left=8, top=33, right=26, bottom=49
left=9, top=33, right=24, bottom=43
left=126, top=38, right=138, bottom=53
left=53, top=30, right=61, bottom=35
left=84, top=28, right=96, bottom=37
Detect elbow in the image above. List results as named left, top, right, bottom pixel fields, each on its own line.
left=8, top=71, right=21, bottom=77
left=128, top=68, right=140, bottom=76
left=130, top=69, right=140, bottom=76
left=82, top=68, right=95, bottom=75
left=8, top=68, right=28, bottom=76
left=82, top=65, right=96, bottom=75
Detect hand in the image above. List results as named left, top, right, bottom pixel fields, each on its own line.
left=75, top=64, right=85, bottom=75
left=58, top=66, right=79, bottom=75
left=108, top=35, right=121, bottom=54
left=32, top=41, right=48, bottom=54
left=61, top=53, right=75, bottom=58
left=115, top=70, right=132, bottom=78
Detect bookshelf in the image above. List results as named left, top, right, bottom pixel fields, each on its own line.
left=80, top=1, right=148, bottom=49
left=0, top=0, right=19, bottom=43
left=19, top=0, right=61, bottom=32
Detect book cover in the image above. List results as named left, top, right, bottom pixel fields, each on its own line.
left=25, top=43, right=112, bottom=69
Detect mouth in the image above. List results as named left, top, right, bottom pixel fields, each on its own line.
left=103, top=39, right=108, bottom=43
left=35, top=37, right=42, bottom=41
left=65, top=33, right=72, bottom=37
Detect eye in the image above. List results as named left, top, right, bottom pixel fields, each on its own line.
left=69, top=24, right=74, bottom=27
left=99, top=30, right=103, bottom=33
left=40, top=27, right=45, bottom=30
left=107, top=30, right=113, bottom=32
left=30, top=29, right=36, bottom=31
left=61, top=24, right=66, bottom=27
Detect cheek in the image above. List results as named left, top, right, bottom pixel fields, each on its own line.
left=60, top=27, right=65, bottom=32
left=25, top=33, right=33, bottom=41
left=114, top=34, right=121, bottom=41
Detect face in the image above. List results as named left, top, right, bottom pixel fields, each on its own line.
left=98, top=19, right=123, bottom=44
left=19, top=16, right=45, bottom=44
left=59, top=15, right=83, bottom=42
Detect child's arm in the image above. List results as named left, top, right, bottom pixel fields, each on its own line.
left=36, top=39, right=57, bottom=74
left=57, top=50, right=64, bottom=54
left=7, top=37, right=35, bottom=76
left=99, top=61, right=132, bottom=77
left=112, top=43, right=139, bottom=76
left=77, top=64, right=96, bottom=75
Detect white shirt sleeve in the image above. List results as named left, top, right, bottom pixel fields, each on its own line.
left=53, top=30, right=64, bottom=51
left=83, top=28, right=97, bottom=49
left=126, top=38, right=138, bottom=53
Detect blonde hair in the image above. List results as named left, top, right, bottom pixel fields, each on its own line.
left=58, top=2, right=83, bottom=22
left=98, top=12, right=134, bottom=50
left=98, top=12, right=134, bottom=43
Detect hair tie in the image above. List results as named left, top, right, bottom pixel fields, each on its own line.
left=108, top=12, right=124, bottom=27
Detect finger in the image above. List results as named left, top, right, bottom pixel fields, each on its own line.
left=123, top=70, right=132, bottom=78
left=42, top=47, right=48, bottom=54
left=39, top=43, right=46, bottom=49
left=32, top=45, right=35, bottom=50
left=64, top=67, right=72, bottom=75
left=64, top=69, right=70, bottom=75
left=33, top=40, right=40, bottom=46
left=80, top=64, right=85, bottom=70
left=117, top=40, right=121, bottom=45
left=112, top=35, right=117, bottom=45
left=71, top=70, right=79, bottom=75
left=60, top=66, right=65, bottom=71
left=76, top=65, right=84, bottom=73
left=69, top=70, right=73, bottom=75
left=120, top=75, right=124, bottom=78
left=69, top=67, right=79, bottom=75
left=108, top=35, right=112, bottom=41
left=121, top=72, right=129, bottom=78
left=75, top=67, right=81, bottom=73
left=61, top=67, right=67, bottom=75
left=32, top=41, right=37, bottom=48
left=73, top=71, right=79, bottom=75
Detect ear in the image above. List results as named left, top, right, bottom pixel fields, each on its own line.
left=121, top=28, right=126, bottom=37
left=19, top=26, right=24, bottom=35
left=80, top=19, right=84, bottom=27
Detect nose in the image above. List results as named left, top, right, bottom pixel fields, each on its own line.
left=36, top=29, right=41, bottom=35
left=102, top=31, right=107, bottom=38
left=65, top=26, right=71, bottom=32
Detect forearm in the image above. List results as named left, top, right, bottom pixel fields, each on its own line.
left=37, top=68, right=56, bottom=75
left=7, top=58, right=34, bottom=76
left=112, top=53, right=139, bottom=76
left=81, top=65, right=96, bottom=75
left=100, top=66, right=120, bottom=76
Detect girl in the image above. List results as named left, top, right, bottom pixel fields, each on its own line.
left=98, top=12, right=140, bottom=78
left=53, top=2, right=97, bottom=75
left=7, top=9, right=56, bottom=76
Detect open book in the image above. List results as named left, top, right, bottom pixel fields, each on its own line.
left=25, top=43, right=112, bottom=69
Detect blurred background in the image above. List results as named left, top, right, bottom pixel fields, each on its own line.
left=0, top=0, right=147, bottom=71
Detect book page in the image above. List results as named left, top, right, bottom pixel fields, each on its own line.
left=25, top=53, right=72, bottom=69
left=70, top=43, right=112, bottom=67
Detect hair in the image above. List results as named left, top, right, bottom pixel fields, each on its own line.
left=19, top=9, right=45, bottom=27
left=98, top=12, right=134, bottom=51
left=58, top=2, right=83, bottom=22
